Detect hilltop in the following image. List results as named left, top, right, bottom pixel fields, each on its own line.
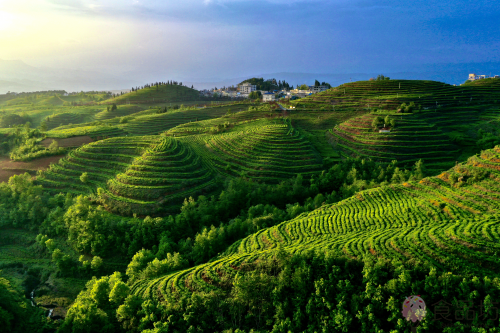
left=106, top=82, right=200, bottom=105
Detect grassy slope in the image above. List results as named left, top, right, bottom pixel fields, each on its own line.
left=132, top=145, right=500, bottom=300
left=105, top=84, right=200, bottom=104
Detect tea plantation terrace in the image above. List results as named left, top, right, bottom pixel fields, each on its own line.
left=131, top=145, right=500, bottom=300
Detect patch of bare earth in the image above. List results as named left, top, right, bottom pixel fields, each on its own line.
left=0, top=155, right=65, bottom=183
left=40, top=136, right=94, bottom=148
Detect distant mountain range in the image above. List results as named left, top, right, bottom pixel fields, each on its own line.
left=0, top=59, right=496, bottom=94
left=0, top=59, right=141, bottom=94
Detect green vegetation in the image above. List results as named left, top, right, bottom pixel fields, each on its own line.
left=239, top=77, right=291, bottom=91
left=1, top=79, right=500, bottom=332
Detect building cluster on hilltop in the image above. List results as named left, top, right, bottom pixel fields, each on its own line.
left=468, top=73, right=500, bottom=81
left=199, top=80, right=330, bottom=102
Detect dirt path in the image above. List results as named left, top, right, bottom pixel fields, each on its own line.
left=0, top=155, right=65, bottom=183
left=40, top=136, right=94, bottom=148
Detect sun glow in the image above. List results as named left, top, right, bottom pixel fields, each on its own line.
left=0, top=11, right=15, bottom=31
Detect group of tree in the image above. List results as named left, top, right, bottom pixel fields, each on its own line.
left=0, top=274, right=54, bottom=333
left=130, top=81, right=186, bottom=93
left=0, top=113, right=32, bottom=128
left=239, top=78, right=291, bottom=91
left=371, top=115, right=396, bottom=130
left=248, top=91, right=262, bottom=100
left=106, top=104, right=118, bottom=112
left=371, top=74, right=391, bottom=81
left=1, top=122, right=66, bottom=161
left=314, top=79, right=332, bottom=88
left=398, top=101, right=418, bottom=113
left=59, top=249, right=500, bottom=333
left=0, top=157, right=425, bottom=275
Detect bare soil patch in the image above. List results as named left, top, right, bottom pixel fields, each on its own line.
left=0, top=155, right=65, bottom=183
left=40, top=136, right=94, bottom=148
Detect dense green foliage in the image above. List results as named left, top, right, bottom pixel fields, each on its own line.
left=0, top=273, right=53, bottom=333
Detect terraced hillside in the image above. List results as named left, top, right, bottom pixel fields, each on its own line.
left=35, top=136, right=158, bottom=195
left=46, top=124, right=128, bottom=139
left=44, top=111, right=96, bottom=130
left=94, top=105, right=147, bottom=121
left=176, top=118, right=324, bottom=183
left=101, top=137, right=216, bottom=216
left=120, top=107, right=234, bottom=136
left=131, top=145, right=500, bottom=301
left=34, top=135, right=216, bottom=216
left=330, top=113, right=459, bottom=170
left=297, top=79, right=500, bottom=111
left=209, top=124, right=322, bottom=181
left=165, top=108, right=271, bottom=137
left=43, top=104, right=249, bottom=139
left=291, top=79, right=500, bottom=169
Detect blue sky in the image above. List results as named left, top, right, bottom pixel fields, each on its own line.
left=0, top=0, right=499, bottom=85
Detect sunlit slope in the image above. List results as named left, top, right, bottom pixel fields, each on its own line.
left=44, top=104, right=248, bottom=138
left=35, top=136, right=216, bottom=216
left=298, top=79, right=500, bottom=167
left=45, top=111, right=96, bottom=130
left=298, top=79, right=500, bottom=110
left=330, top=113, right=459, bottom=169
left=101, top=137, right=215, bottom=216
left=120, top=106, right=234, bottom=136
left=94, top=105, right=148, bottom=121
left=178, top=118, right=324, bottom=183
left=35, top=136, right=158, bottom=195
left=132, top=146, right=500, bottom=300
left=106, top=84, right=199, bottom=104
left=165, top=108, right=271, bottom=137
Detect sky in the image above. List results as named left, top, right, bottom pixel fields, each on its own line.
left=0, top=0, right=499, bottom=89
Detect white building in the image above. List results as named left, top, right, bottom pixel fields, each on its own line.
left=468, top=73, right=488, bottom=81
left=239, top=82, right=257, bottom=94
left=308, top=85, right=329, bottom=93
left=262, top=92, right=275, bottom=102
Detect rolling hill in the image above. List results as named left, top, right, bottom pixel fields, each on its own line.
left=2, top=78, right=500, bottom=332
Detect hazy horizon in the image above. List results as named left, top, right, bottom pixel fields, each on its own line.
left=1, top=0, right=499, bottom=92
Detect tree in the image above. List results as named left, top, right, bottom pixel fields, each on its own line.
left=384, top=115, right=391, bottom=127
left=249, top=91, right=262, bottom=100
left=80, top=172, right=88, bottom=184
left=45, top=239, right=56, bottom=251
left=39, top=120, right=47, bottom=132
left=371, top=116, right=383, bottom=130
left=315, top=80, right=320, bottom=87
left=413, top=159, right=426, bottom=180
left=109, top=281, right=129, bottom=305
left=298, top=84, right=309, bottom=90
left=48, top=139, right=59, bottom=152
left=91, top=256, right=103, bottom=273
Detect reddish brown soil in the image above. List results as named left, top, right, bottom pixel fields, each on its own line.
left=0, top=155, right=65, bottom=183
left=40, top=136, right=94, bottom=148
